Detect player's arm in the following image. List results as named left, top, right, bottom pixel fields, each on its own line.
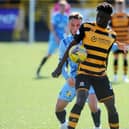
left=58, top=39, right=70, bottom=79
left=52, top=24, right=85, bottom=78
left=116, top=41, right=129, bottom=52
left=52, top=40, right=78, bottom=77
left=57, top=38, right=76, bottom=87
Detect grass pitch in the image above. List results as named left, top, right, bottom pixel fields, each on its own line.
left=0, top=42, right=129, bottom=129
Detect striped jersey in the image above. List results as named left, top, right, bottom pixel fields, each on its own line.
left=111, top=12, right=129, bottom=42
left=74, top=23, right=116, bottom=77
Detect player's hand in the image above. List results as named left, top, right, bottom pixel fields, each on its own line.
left=116, top=41, right=127, bottom=52
left=51, top=67, right=61, bottom=78
left=67, top=78, right=75, bottom=87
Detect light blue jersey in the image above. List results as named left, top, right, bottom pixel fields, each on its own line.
left=48, top=12, right=68, bottom=55
left=51, top=12, right=68, bottom=39
left=58, top=35, right=95, bottom=102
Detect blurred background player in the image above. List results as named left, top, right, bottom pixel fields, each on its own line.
left=36, top=0, right=68, bottom=78
left=52, top=0, right=71, bottom=16
left=55, top=12, right=101, bottom=129
left=110, top=0, right=129, bottom=82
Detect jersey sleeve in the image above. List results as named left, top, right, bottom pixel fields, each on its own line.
left=61, top=62, right=69, bottom=80
left=59, top=39, right=69, bottom=80
left=51, top=13, right=56, bottom=25
left=59, top=39, right=66, bottom=60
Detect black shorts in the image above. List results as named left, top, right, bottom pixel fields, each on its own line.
left=75, top=74, right=114, bottom=102
left=113, top=49, right=128, bottom=54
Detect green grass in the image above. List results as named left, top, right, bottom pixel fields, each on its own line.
left=0, top=42, right=129, bottom=129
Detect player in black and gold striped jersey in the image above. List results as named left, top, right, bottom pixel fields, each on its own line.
left=110, top=0, right=129, bottom=82
left=52, top=2, right=127, bottom=129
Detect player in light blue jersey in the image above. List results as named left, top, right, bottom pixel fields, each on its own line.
left=36, top=1, right=68, bottom=78
left=55, top=12, right=101, bottom=129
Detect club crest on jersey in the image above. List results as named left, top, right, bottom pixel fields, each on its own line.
left=66, top=91, right=72, bottom=97
left=91, top=36, right=97, bottom=42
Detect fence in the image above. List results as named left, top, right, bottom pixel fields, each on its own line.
left=0, top=0, right=129, bottom=42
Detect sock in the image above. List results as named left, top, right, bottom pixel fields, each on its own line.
left=40, top=56, right=48, bottom=66
left=109, top=112, right=119, bottom=129
left=68, top=104, right=83, bottom=129
left=37, top=56, right=48, bottom=74
left=55, top=110, right=66, bottom=124
left=114, top=59, right=118, bottom=75
left=123, top=59, right=128, bottom=75
left=91, top=108, right=101, bottom=127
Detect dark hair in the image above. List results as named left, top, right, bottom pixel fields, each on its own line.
left=106, top=0, right=115, bottom=5
left=96, top=2, right=113, bottom=15
left=69, top=12, right=83, bottom=21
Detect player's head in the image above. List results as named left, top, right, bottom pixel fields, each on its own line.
left=68, top=12, right=83, bottom=35
left=115, top=0, right=125, bottom=13
left=106, top=0, right=115, bottom=5
left=96, top=2, right=113, bottom=28
left=59, top=0, right=67, bottom=13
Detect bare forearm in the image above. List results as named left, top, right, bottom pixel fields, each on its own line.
left=58, top=40, right=77, bottom=68
left=52, top=40, right=77, bottom=77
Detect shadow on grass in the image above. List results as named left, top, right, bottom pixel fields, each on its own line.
left=110, top=80, right=123, bottom=85
left=33, top=76, right=51, bottom=80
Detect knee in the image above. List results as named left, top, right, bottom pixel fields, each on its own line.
left=76, top=90, right=88, bottom=107
left=55, top=101, right=66, bottom=112
left=106, top=103, right=117, bottom=115
left=88, top=94, right=98, bottom=113
left=104, top=98, right=118, bottom=115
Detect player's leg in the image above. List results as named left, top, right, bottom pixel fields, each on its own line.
left=104, top=97, right=119, bottom=129
left=55, top=82, right=76, bottom=129
left=67, top=90, right=88, bottom=129
left=92, top=76, right=119, bottom=129
left=113, top=51, right=119, bottom=82
left=36, top=54, right=51, bottom=77
left=56, top=99, right=68, bottom=129
left=36, top=34, right=58, bottom=77
left=67, top=74, right=89, bottom=129
left=122, top=52, right=129, bottom=82
left=88, top=87, right=101, bottom=129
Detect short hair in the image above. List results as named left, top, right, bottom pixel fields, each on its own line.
left=96, top=2, right=113, bottom=15
left=59, top=0, right=67, bottom=6
left=106, top=0, right=115, bottom=5
left=69, top=12, right=83, bottom=21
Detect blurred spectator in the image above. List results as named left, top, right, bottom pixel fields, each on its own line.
left=36, top=0, right=68, bottom=78
left=110, top=0, right=129, bottom=83
left=52, top=0, right=71, bottom=15
left=13, top=4, right=26, bottom=41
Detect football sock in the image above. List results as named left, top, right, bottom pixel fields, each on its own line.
left=114, top=59, right=118, bottom=75
left=91, top=108, right=101, bottom=127
left=40, top=56, right=48, bottom=66
left=55, top=110, right=66, bottom=124
left=109, top=112, right=119, bottom=129
left=37, top=56, right=48, bottom=74
left=123, top=59, right=128, bottom=75
left=68, top=104, right=83, bottom=129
